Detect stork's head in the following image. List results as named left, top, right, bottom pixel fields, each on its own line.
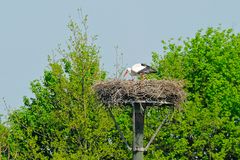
left=123, top=68, right=131, bottom=77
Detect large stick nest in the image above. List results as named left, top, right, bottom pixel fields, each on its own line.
left=93, top=80, right=185, bottom=107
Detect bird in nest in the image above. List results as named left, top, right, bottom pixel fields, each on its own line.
left=123, top=63, right=157, bottom=80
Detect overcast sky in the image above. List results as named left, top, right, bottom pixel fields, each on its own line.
left=1, top=0, right=240, bottom=118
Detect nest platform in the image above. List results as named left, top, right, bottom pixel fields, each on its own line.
left=93, top=80, right=185, bottom=107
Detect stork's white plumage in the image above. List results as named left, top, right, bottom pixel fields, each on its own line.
left=124, top=63, right=157, bottom=79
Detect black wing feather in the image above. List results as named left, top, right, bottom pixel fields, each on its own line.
left=139, top=64, right=157, bottom=74
left=141, top=63, right=150, bottom=67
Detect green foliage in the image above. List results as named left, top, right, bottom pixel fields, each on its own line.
left=151, top=27, right=240, bottom=159
left=0, top=122, right=9, bottom=160
left=7, top=18, right=128, bottom=159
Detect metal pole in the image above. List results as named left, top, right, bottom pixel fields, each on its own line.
left=133, top=103, right=144, bottom=160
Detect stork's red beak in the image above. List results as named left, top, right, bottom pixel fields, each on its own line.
left=124, top=70, right=128, bottom=77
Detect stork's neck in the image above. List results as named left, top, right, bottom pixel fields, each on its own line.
left=126, top=68, right=131, bottom=74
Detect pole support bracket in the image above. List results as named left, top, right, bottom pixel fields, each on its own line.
left=133, top=147, right=145, bottom=152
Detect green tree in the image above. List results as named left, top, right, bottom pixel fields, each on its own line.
left=8, top=18, right=128, bottom=159
left=150, top=27, right=240, bottom=159
left=0, top=120, right=9, bottom=160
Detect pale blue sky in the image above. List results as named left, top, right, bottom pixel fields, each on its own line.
left=1, top=0, right=240, bottom=117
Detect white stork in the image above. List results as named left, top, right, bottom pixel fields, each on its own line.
left=123, top=63, right=157, bottom=79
